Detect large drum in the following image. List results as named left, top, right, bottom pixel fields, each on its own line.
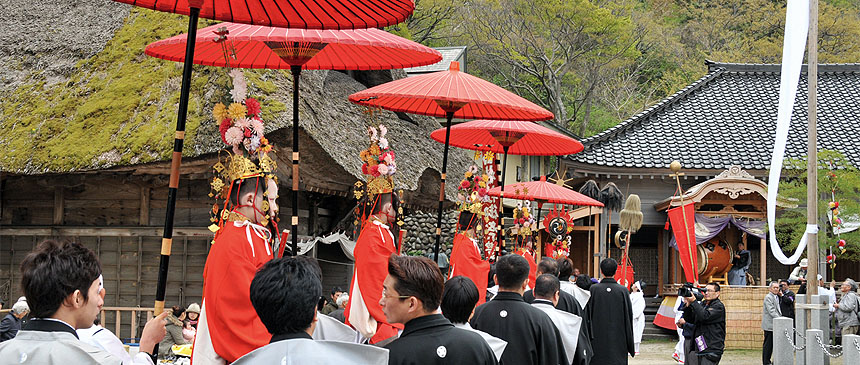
left=696, top=237, right=734, bottom=282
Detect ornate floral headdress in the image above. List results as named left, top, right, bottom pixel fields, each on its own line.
left=208, top=68, right=279, bottom=231
left=457, top=164, right=490, bottom=215
left=510, top=200, right=538, bottom=250
left=352, top=116, right=404, bottom=230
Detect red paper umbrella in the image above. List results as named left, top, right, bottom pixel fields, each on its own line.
left=118, top=0, right=414, bottom=314
left=429, top=120, right=584, bottom=156
left=350, top=61, right=554, bottom=262
left=488, top=176, right=603, bottom=207
left=146, top=22, right=439, bottom=257
left=349, top=62, right=554, bottom=121
left=116, top=0, right=414, bottom=29
left=145, top=22, right=441, bottom=70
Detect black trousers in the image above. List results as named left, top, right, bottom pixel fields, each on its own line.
left=762, top=330, right=773, bottom=365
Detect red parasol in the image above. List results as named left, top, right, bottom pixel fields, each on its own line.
left=115, top=0, right=414, bottom=29
left=349, top=61, right=554, bottom=262
left=146, top=22, right=439, bottom=256
left=429, top=119, right=583, bottom=156
left=117, top=0, right=415, bottom=314
left=429, top=119, right=582, bottom=257
left=145, top=22, right=441, bottom=70
left=487, top=176, right=603, bottom=207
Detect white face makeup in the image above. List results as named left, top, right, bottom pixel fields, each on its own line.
left=266, top=178, right=279, bottom=218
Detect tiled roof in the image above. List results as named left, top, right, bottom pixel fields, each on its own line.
left=403, top=46, right=466, bottom=74
left=568, top=61, right=860, bottom=170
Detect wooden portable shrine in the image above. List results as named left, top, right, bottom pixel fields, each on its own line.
left=654, top=166, right=776, bottom=287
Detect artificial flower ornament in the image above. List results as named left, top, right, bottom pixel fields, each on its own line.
left=838, top=239, right=847, bottom=254
left=211, top=69, right=273, bottom=157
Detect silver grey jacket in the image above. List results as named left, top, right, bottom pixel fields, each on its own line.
left=761, top=292, right=782, bottom=331
left=835, top=291, right=860, bottom=328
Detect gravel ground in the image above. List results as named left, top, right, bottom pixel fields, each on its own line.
left=630, top=338, right=845, bottom=365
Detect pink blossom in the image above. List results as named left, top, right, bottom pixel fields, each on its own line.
left=377, top=164, right=389, bottom=175
left=250, top=119, right=265, bottom=136
left=225, top=127, right=244, bottom=146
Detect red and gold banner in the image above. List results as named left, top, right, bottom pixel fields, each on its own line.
left=481, top=152, right=499, bottom=259
left=668, top=203, right=698, bottom=283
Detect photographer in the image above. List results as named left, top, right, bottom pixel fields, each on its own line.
left=682, top=283, right=726, bottom=365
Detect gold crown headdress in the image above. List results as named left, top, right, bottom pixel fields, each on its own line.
left=208, top=67, right=279, bottom=231
left=510, top=200, right=538, bottom=252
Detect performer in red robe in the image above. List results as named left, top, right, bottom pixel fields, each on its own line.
left=193, top=159, right=281, bottom=364
left=449, top=212, right=491, bottom=305
left=345, top=124, right=403, bottom=344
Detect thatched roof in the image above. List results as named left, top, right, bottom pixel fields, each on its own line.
left=0, top=1, right=473, bottom=203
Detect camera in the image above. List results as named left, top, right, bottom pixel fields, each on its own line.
left=678, top=283, right=704, bottom=301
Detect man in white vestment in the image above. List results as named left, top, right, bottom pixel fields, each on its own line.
left=531, top=274, right=583, bottom=365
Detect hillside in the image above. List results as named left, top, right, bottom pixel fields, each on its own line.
left=399, top=0, right=860, bottom=137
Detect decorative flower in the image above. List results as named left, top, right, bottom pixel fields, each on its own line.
left=245, top=98, right=261, bottom=117
left=387, top=164, right=397, bottom=175
left=460, top=180, right=471, bottom=189
left=361, top=163, right=369, bottom=175
left=378, top=137, right=389, bottom=149
left=368, top=126, right=378, bottom=142
left=369, top=164, right=381, bottom=177
left=213, top=103, right=229, bottom=121
left=478, top=188, right=487, bottom=197
left=247, top=136, right=261, bottom=152
left=228, top=103, right=247, bottom=120
left=378, top=124, right=387, bottom=137
left=250, top=118, right=265, bottom=136
left=464, top=171, right=473, bottom=179
left=219, top=119, right=232, bottom=145
left=381, top=151, right=396, bottom=164
left=479, top=181, right=487, bottom=188
left=369, top=144, right=382, bottom=156
left=229, top=69, right=247, bottom=102
left=232, top=144, right=244, bottom=156
left=225, top=127, right=244, bottom=146
left=235, top=117, right=251, bottom=130
left=469, top=165, right=480, bottom=174
left=244, top=128, right=252, bottom=138
left=378, top=163, right=389, bottom=175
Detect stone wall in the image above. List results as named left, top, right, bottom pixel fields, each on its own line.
left=401, top=210, right=459, bottom=258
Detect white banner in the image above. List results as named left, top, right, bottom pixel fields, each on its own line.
left=767, top=0, right=811, bottom=265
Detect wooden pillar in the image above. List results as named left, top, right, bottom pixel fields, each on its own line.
left=658, top=230, right=665, bottom=289
left=140, top=187, right=150, bottom=226
left=308, top=193, right=320, bottom=238
left=593, top=212, right=601, bottom=278
left=669, top=245, right=676, bottom=284
left=53, top=187, right=64, bottom=225
left=760, top=237, right=767, bottom=285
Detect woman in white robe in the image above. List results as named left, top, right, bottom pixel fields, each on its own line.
left=630, top=281, right=646, bottom=355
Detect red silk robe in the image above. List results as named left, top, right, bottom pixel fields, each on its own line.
left=519, top=250, right=538, bottom=289
left=448, top=233, right=491, bottom=305
left=192, top=220, right=273, bottom=364
left=345, top=220, right=402, bottom=344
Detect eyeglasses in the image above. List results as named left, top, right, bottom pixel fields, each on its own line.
left=381, top=287, right=411, bottom=300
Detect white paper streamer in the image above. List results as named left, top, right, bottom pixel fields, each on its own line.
left=767, top=0, right=810, bottom=265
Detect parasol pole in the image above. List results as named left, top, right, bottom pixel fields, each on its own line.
left=433, top=111, right=456, bottom=262
left=536, top=200, right=544, bottom=259
left=155, top=5, right=201, bottom=315
left=670, top=161, right=697, bottom=285
left=291, top=65, right=302, bottom=257
left=806, top=0, right=819, bottom=295
left=498, top=145, right=510, bottom=254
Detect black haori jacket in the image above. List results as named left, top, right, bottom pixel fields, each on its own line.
left=386, top=314, right=497, bottom=365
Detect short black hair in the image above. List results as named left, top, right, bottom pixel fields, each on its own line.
left=487, top=264, right=496, bottom=287
left=171, top=305, right=185, bottom=318
left=779, top=279, right=789, bottom=285
left=250, top=256, right=322, bottom=335
left=600, top=258, right=618, bottom=277
left=229, top=176, right=265, bottom=208
left=538, top=257, right=559, bottom=276
left=331, top=286, right=344, bottom=296
left=707, top=282, right=721, bottom=292
left=575, top=274, right=593, bottom=290
left=458, top=212, right=479, bottom=231
left=387, top=255, right=444, bottom=312
left=20, top=239, right=101, bottom=318
left=441, top=276, right=479, bottom=324
left=495, top=254, right=530, bottom=289
left=534, top=274, right=560, bottom=298
left=557, top=257, right=573, bottom=280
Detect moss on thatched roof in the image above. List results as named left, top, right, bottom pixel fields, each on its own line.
left=0, top=5, right=472, bottom=199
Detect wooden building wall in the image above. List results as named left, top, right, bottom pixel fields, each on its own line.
left=1, top=172, right=351, bottom=340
